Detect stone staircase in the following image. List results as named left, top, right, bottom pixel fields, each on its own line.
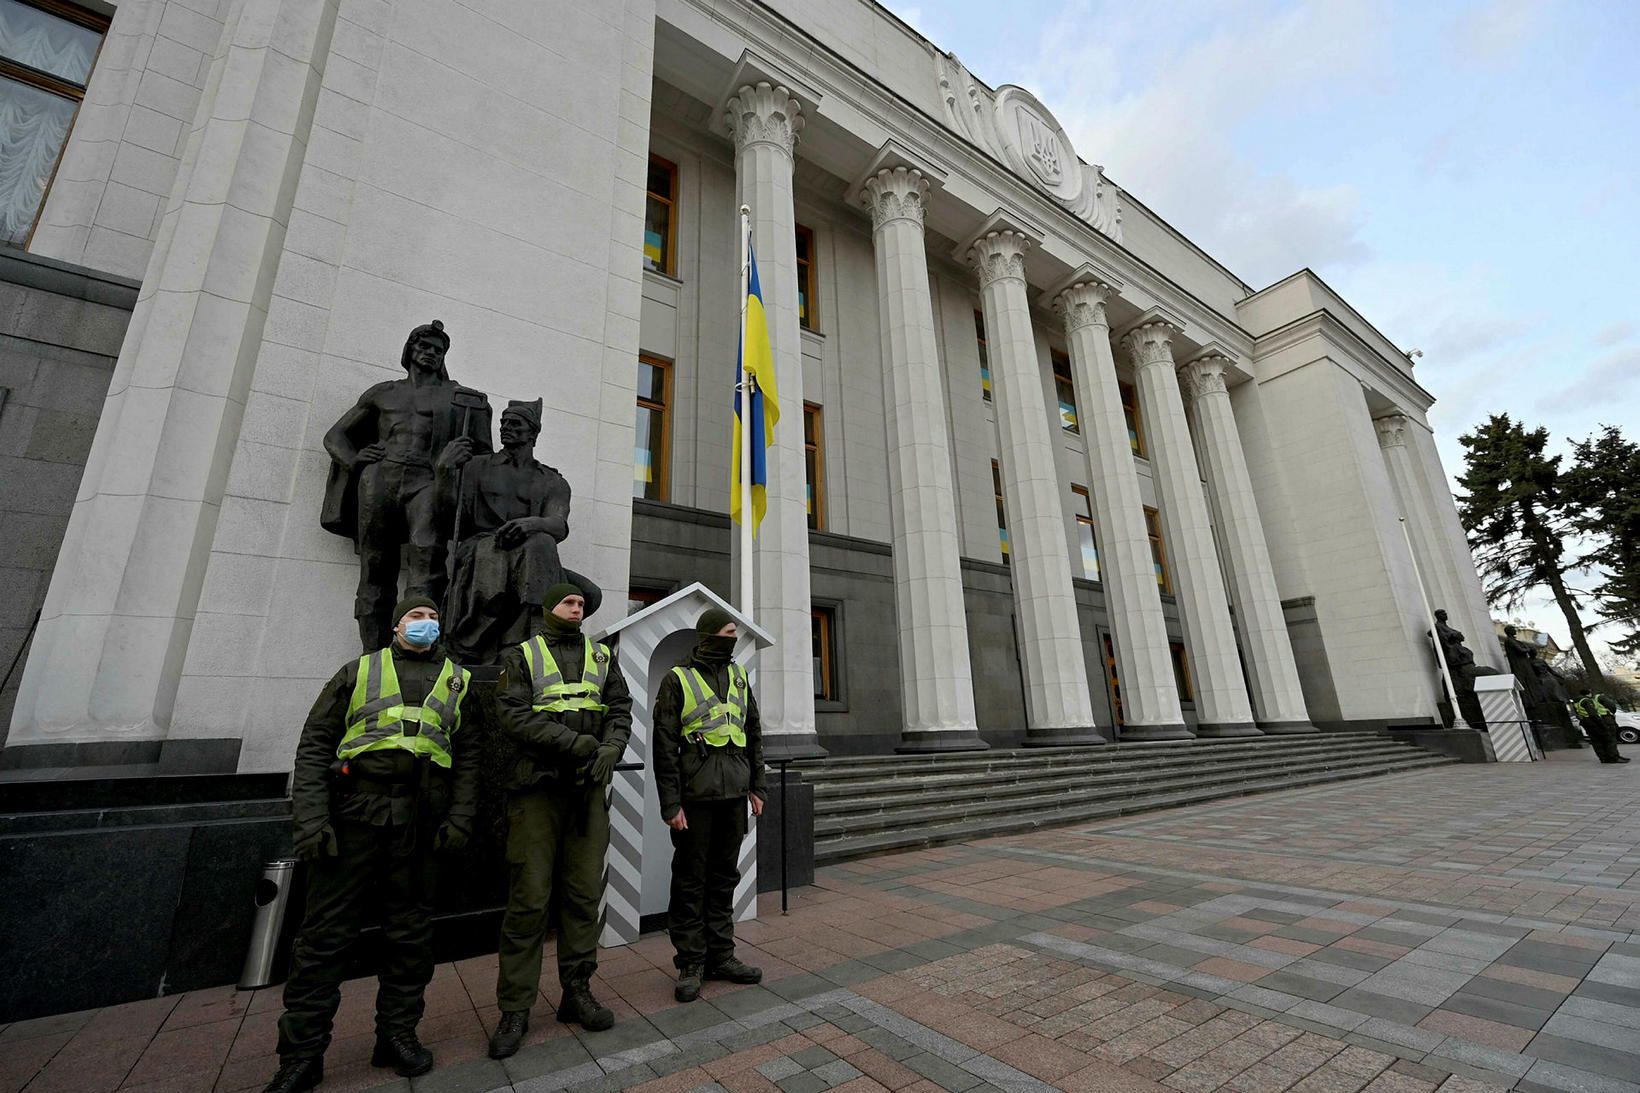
left=806, top=731, right=1457, bottom=865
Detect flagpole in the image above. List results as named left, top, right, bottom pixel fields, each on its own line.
left=738, top=204, right=754, bottom=621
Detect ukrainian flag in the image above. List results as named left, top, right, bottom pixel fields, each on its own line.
left=732, top=238, right=779, bottom=534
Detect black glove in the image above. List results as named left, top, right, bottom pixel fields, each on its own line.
left=569, top=733, right=600, bottom=759
left=434, top=818, right=471, bottom=852
left=294, top=822, right=338, bottom=862
left=590, top=742, right=621, bottom=785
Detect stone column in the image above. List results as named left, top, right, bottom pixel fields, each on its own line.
left=967, top=223, right=1101, bottom=745
left=1052, top=278, right=1187, bottom=740
left=10, top=0, right=337, bottom=754
left=725, top=82, right=821, bottom=757
left=1180, top=351, right=1314, bottom=733
left=860, top=163, right=986, bottom=752
left=1123, top=315, right=1257, bottom=736
left=1376, top=413, right=1472, bottom=647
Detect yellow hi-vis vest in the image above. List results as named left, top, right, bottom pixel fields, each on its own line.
left=521, top=635, right=610, bottom=715
left=339, top=650, right=469, bottom=768
left=672, top=665, right=748, bottom=747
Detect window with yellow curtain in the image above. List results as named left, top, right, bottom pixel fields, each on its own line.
left=795, top=224, right=817, bottom=330
left=992, top=460, right=1009, bottom=564
left=975, top=309, right=992, bottom=401
left=1052, top=349, right=1078, bottom=433
left=803, top=402, right=825, bottom=530
left=642, top=155, right=677, bottom=274
left=1145, top=506, right=1171, bottom=593
left=633, top=356, right=669, bottom=500
left=1072, top=485, right=1099, bottom=582
left=1120, top=380, right=1146, bottom=456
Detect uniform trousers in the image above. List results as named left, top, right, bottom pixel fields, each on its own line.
left=277, top=817, right=435, bottom=1060
left=668, top=798, right=748, bottom=971
left=495, top=786, right=609, bottom=1011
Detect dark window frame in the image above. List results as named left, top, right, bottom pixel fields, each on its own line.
left=642, top=153, right=678, bottom=275
left=992, top=459, right=1009, bottom=565
left=803, top=401, right=825, bottom=531
left=1051, top=348, right=1079, bottom=434
left=633, top=353, right=671, bottom=501
left=1144, top=505, right=1171, bottom=594
left=1120, top=379, right=1147, bottom=457
left=0, top=0, right=111, bottom=249
left=795, top=223, right=817, bottom=331
left=1071, top=484, right=1099, bottom=582
left=975, top=309, right=992, bottom=402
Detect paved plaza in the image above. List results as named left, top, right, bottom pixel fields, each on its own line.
left=3, top=752, right=1638, bottom=1093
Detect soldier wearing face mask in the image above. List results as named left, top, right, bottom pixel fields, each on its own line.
left=264, top=596, right=478, bottom=1093
left=652, top=607, right=767, bottom=1003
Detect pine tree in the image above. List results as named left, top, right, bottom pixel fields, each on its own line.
left=1456, top=414, right=1606, bottom=685
left=1565, top=425, right=1640, bottom=657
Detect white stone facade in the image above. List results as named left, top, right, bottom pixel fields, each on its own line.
left=9, top=0, right=1494, bottom=767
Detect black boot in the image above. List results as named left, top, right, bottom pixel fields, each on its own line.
left=675, top=965, right=703, bottom=1003
left=557, top=982, right=615, bottom=1031
left=371, top=1031, right=434, bottom=1076
left=488, top=1010, right=529, bottom=1059
left=705, top=956, right=763, bottom=984
left=263, top=1057, right=322, bottom=1093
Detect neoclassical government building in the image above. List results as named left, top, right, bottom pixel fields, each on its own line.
left=2, top=0, right=1501, bottom=770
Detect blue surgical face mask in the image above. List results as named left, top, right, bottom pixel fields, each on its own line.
left=402, top=619, right=440, bottom=647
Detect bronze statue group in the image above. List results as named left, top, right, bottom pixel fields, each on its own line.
left=1437, top=613, right=1629, bottom=763
left=263, top=324, right=767, bottom=1093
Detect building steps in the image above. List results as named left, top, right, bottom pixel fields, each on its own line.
left=803, top=732, right=1457, bottom=865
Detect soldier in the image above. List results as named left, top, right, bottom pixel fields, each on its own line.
left=488, top=583, right=633, bottom=1059
left=653, top=607, right=767, bottom=1003
left=264, top=597, right=477, bottom=1093
left=321, top=320, right=492, bottom=650
left=1573, top=689, right=1629, bottom=764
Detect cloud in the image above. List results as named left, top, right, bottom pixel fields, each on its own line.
left=1021, top=0, right=1384, bottom=287
left=1595, top=321, right=1635, bottom=347
left=1536, top=346, right=1640, bottom=413
left=1447, top=0, right=1546, bottom=67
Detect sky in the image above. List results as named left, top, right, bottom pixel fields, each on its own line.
left=882, top=0, right=1640, bottom=660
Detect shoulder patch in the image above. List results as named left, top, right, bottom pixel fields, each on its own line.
left=449, top=677, right=463, bottom=692
left=594, top=650, right=609, bottom=664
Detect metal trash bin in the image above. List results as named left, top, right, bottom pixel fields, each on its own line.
left=239, top=859, right=298, bottom=990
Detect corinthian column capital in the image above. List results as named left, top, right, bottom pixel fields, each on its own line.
left=1053, top=280, right=1117, bottom=333
left=1374, top=412, right=1411, bottom=449
left=1178, top=353, right=1230, bottom=403
left=1122, top=317, right=1181, bottom=369
left=860, top=166, right=929, bottom=231
left=968, top=229, right=1032, bottom=288
left=725, top=82, right=805, bottom=157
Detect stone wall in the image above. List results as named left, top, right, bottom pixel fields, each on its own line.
left=0, top=252, right=136, bottom=744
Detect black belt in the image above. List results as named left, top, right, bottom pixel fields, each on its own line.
left=351, top=776, right=419, bottom=797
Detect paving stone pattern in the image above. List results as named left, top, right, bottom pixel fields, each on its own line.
left=1, top=753, right=1636, bottom=1092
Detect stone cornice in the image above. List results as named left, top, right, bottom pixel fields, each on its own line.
left=678, top=0, right=1255, bottom=357
left=1252, top=309, right=1437, bottom=413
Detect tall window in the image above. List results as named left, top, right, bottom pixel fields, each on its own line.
left=1144, top=506, right=1171, bottom=594
left=795, top=224, right=816, bottom=330
left=633, top=355, right=669, bottom=500
left=812, top=606, right=837, bottom=700
left=804, top=401, right=825, bottom=530
left=1071, top=485, right=1099, bottom=582
left=643, top=154, right=677, bottom=274
left=992, top=459, right=1009, bottom=564
left=1170, top=641, right=1194, bottom=703
left=1051, top=349, right=1078, bottom=433
left=0, top=0, right=109, bottom=248
left=1120, top=380, right=1146, bottom=457
left=975, top=309, right=992, bottom=401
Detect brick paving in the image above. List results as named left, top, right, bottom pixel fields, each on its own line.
left=2, top=751, right=1638, bottom=1093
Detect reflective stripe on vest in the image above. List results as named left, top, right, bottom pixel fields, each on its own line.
left=522, top=635, right=609, bottom=714
left=339, top=649, right=468, bottom=768
left=672, top=665, right=748, bottom=747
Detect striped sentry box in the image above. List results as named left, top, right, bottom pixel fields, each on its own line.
left=596, top=583, right=775, bottom=945
left=1473, top=675, right=1540, bottom=763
